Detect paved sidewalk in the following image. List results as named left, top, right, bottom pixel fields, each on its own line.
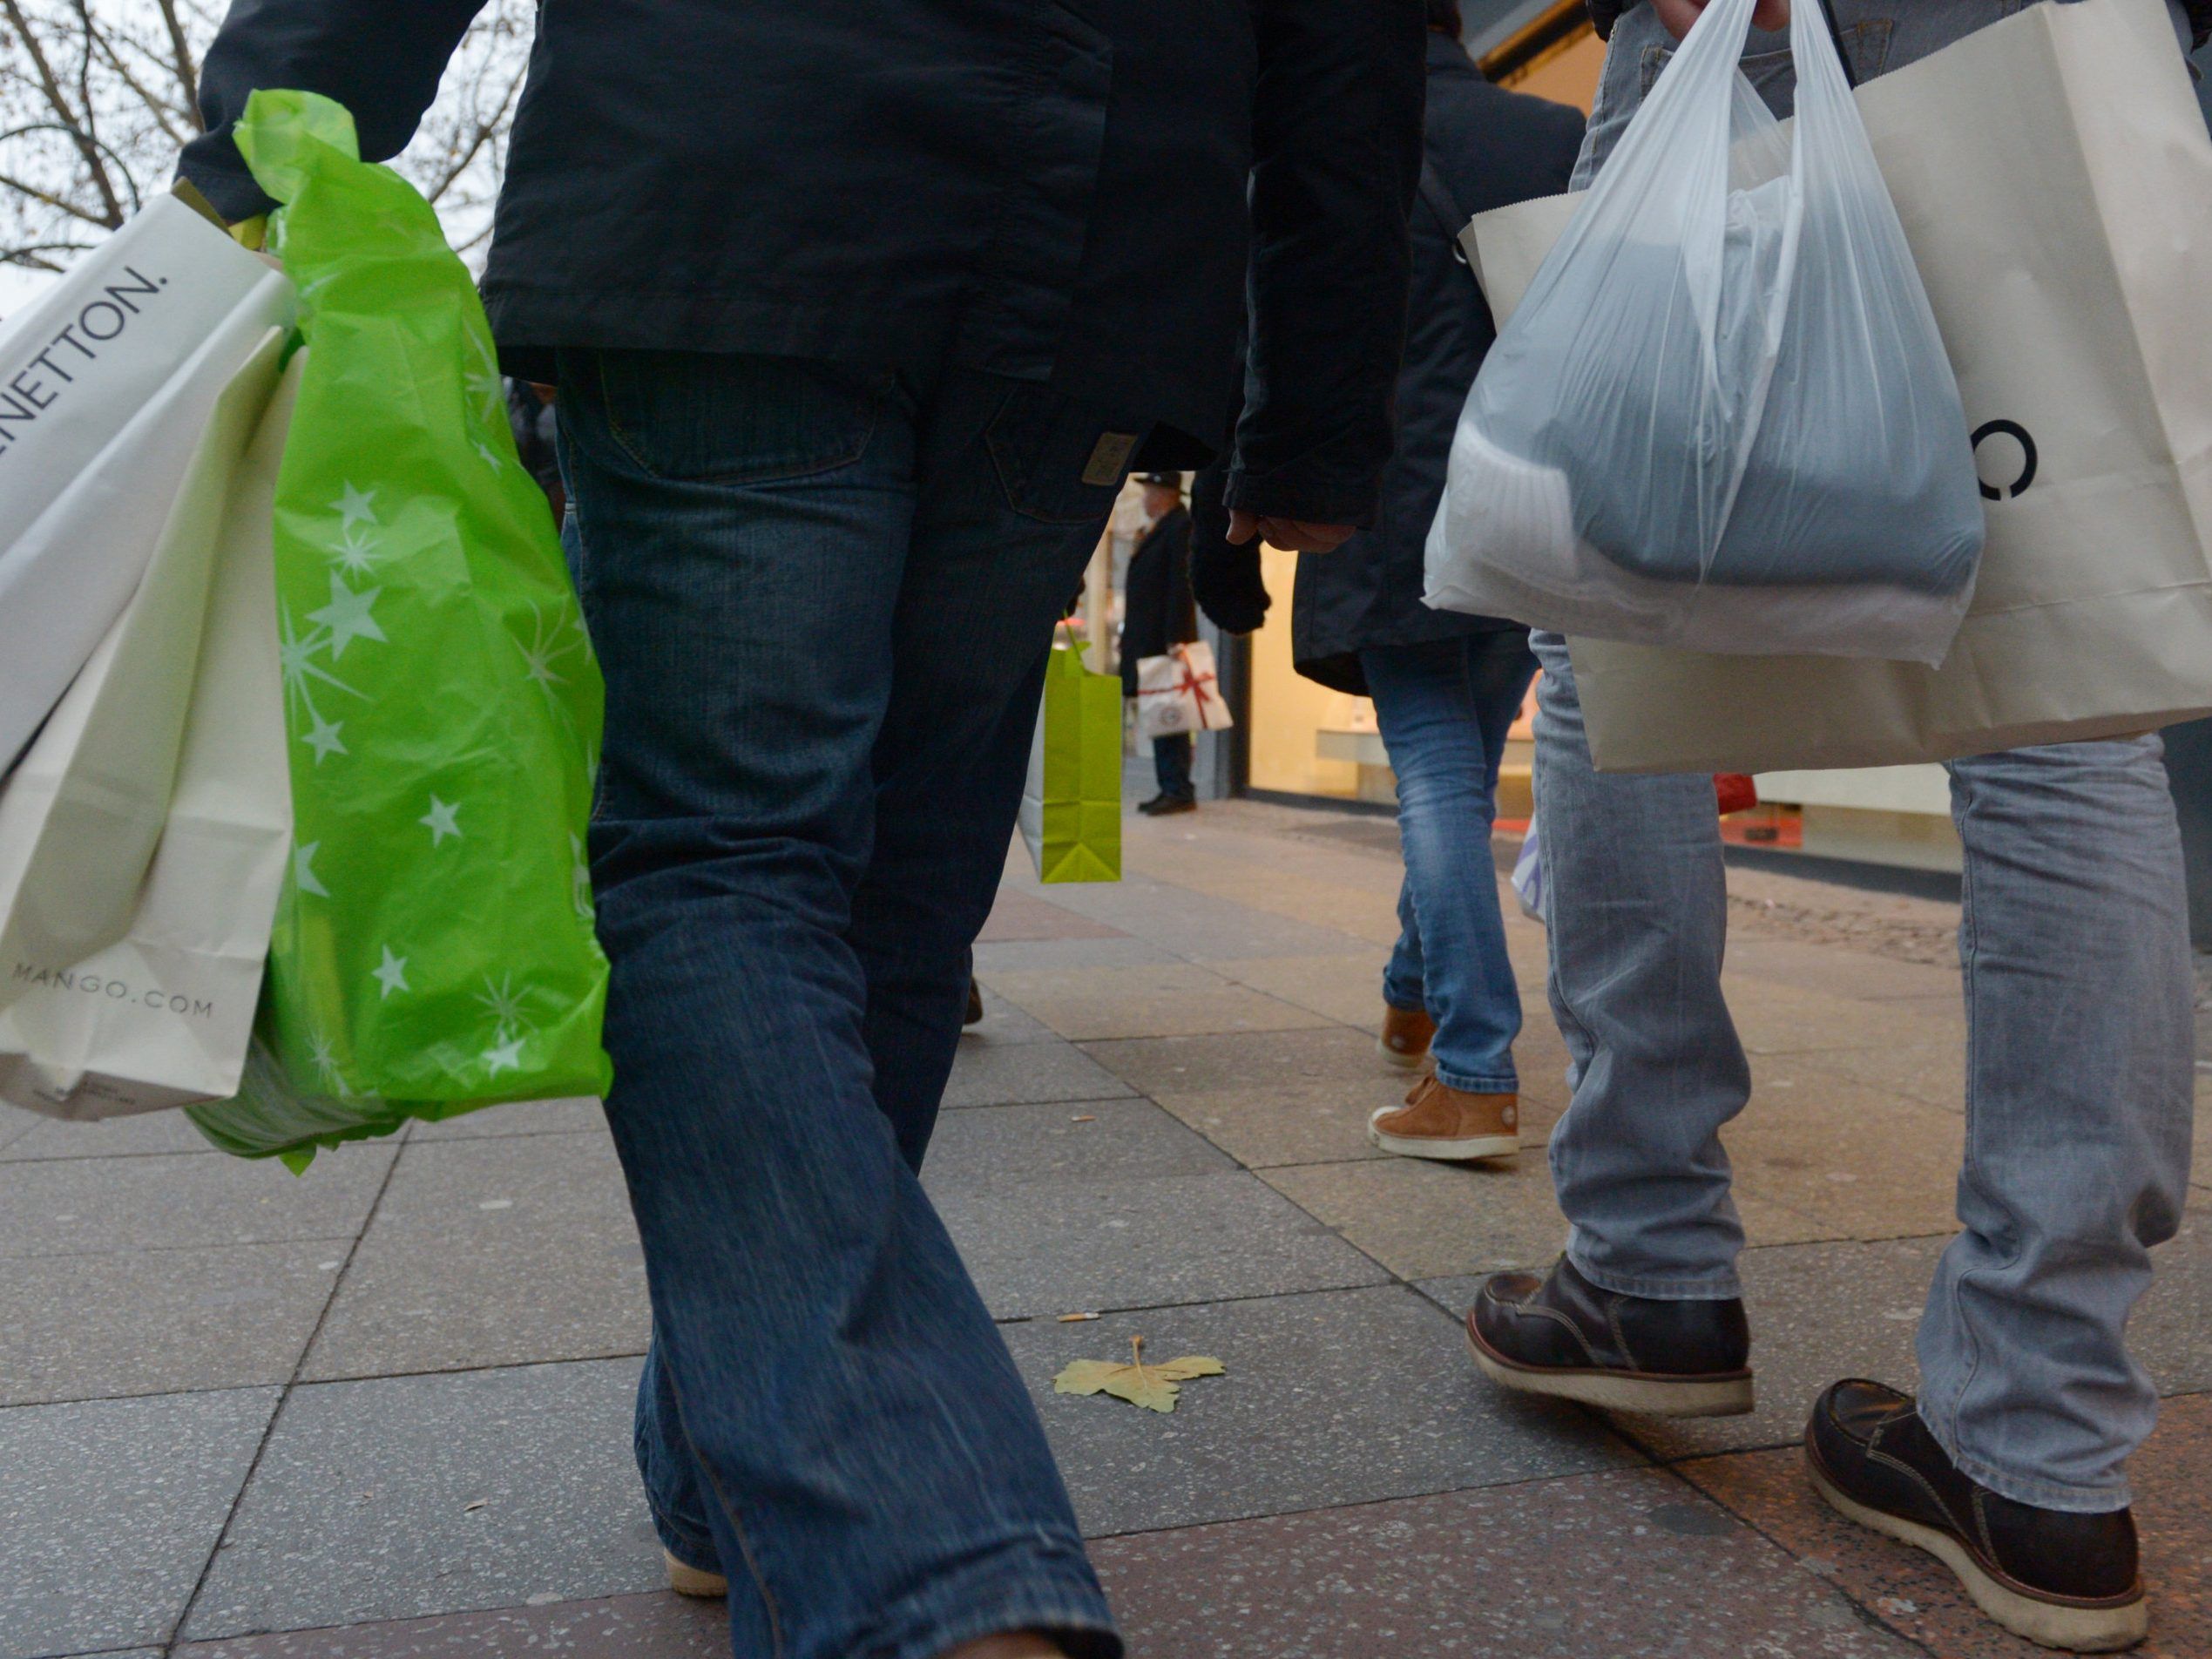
left=4, top=798, right=2209, bottom=1659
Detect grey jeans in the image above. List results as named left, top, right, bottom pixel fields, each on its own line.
left=1541, top=0, right=2197, bottom=1513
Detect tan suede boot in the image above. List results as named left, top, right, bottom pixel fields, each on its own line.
left=1378, top=1003, right=1437, bottom=1070
left=664, top=1550, right=728, bottom=1597
left=1368, top=1075, right=1519, bottom=1162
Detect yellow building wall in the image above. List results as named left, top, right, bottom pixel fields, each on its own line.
left=1245, top=547, right=1363, bottom=798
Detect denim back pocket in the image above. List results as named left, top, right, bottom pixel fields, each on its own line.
left=577, top=349, right=887, bottom=485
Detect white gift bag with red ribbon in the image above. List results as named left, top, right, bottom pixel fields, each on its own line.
left=1133, top=641, right=1233, bottom=739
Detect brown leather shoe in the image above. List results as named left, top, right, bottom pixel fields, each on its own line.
left=1806, top=1380, right=2148, bottom=1652
left=1469, top=1255, right=1754, bottom=1417
left=1378, top=1003, right=1437, bottom=1070
left=1367, top=1075, right=1519, bottom=1162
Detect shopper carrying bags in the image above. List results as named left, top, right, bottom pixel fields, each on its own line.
left=1196, top=3, right=1583, bottom=1163
left=1462, top=2, right=2207, bottom=1649
left=178, top=4, right=1426, bottom=1656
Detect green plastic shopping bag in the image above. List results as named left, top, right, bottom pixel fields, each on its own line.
left=188, top=91, right=610, bottom=1166
left=1018, top=635, right=1121, bottom=884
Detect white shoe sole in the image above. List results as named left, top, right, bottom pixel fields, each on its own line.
left=664, top=1551, right=729, bottom=1599
left=1466, top=1324, right=1755, bottom=1417
left=1805, top=1458, right=2148, bottom=1652
left=1368, top=1122, right=1518, bottom=1161
left=1377, top=1033, right=1430, bottom=1072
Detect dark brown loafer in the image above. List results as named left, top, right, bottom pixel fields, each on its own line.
left=1805, top=1380, right=2148, bottom=1652
left=1467, top=1255, right=1753, bottom=1417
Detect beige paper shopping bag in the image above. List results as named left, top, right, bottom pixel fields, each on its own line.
left=0, top=359, right=297, bottom=1117
left=1465, top=0, right=2212, bottom=773
left=0, top=326, right=289, bottom=1001
left=0, top=197, right=295, bottom=775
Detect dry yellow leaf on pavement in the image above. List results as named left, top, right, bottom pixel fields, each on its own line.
left=1053, top=1335, right=1225, bottom=1413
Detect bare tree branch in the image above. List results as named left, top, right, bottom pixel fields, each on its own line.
left=1, top=0, right=121, bottom=224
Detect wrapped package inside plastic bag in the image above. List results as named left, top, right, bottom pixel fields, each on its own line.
left=186, top=91, right=611, bottom=1167
left=1425, top=0, right=1984, bottom=665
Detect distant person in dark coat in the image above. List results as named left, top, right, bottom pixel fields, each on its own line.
left=1120, top=473, right=1200, bottom=813
left=1194, top=2, right=1583, bottom=1165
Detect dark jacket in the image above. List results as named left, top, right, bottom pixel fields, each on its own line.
left=179, top=1, right=1426, bottom=528
left=1120, top=506, right=1198, bottom=697
left=1289, top=36, right=1583, bottom=694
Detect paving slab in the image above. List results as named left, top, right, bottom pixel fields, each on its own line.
left=923, top=1098, right=1233, bottom=1188
left=1794, top=1040, right=1968, bottom=1113
left=1726, top=1073, right=1965, bottom=1241
left=0, top=1107, right=222, bottom=1161
left=1722, top=976, right=1965, bottom=1057
left=1090, top=1464, right=1920, bottom=1658
left=1680, top=1391, right=2212, bottom=1659
left=1421, top=1235, right=1952, bottom=1462
left=302, top=1133, right=647, bottom=1383
left=934, top=1168, right=1387, bottom=1321
left=1007, top=1286, right=1636, bottom=1537
left=1727, top=937, right=1965, bottom=1004
left=971, top=935, right=1183, bottom=973
left=977, top=887, right=1127, bottom=942
left=1262, top=1154, right=1840, bottom=1283
left=185, top=1360, right=660, bottom=1642
left=956, top=991, right=1062, bottom=1046
left=1199, top=951, right=1391, bottom=1031
left=173, top=1593, right=727, bottom=1658
left=0, top=1386, right=278, bottom=1659
left=408, top=1098, right=607, bottom=1141
left=1081, top=1024, right=1396, bottom=1102
left=940, top=1039, right=1137, bottom=1109
left=2, top=1241, right=342, bottom=1406
left=2132, top=1210, right=2212, bottom=1399
left=1019, top=874, right=1385, bottom=960
left=0, top=1144, right=394, bottom=1260
left=976, top=960, right=1335, bottom=1042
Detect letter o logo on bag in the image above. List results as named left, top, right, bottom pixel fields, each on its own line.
left=1972, top=420, right=2038, bottom=502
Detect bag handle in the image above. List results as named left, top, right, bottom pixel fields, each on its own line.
left=1812, top=0, right=1859, bottom=90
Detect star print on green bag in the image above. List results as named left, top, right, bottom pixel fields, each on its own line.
left=187, top=90, right=611, bottom=1168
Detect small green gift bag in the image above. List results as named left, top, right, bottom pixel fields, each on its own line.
left=188, top=91, right=611, bottom=1167
left=1018, top=635, right=1122, bottom=884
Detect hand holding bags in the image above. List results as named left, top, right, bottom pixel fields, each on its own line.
left=0, top=194, right=294, bottom=776
left=186, top=91, right=612, bottom=1164
left=1426, top=0, right=1981, bottom=665
left=1467, top=0, right=2212, bottom=773
left=1021, top=634, right=1123, bottom=884
left=0, top=352, right=294, bottom=1116
left=1134, top=641, right=1234, bottom=739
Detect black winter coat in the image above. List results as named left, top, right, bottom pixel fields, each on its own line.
left=1120, top=507, right=1198, bottom=697
left=1289, top=35, right=1584, bottom=695
left=179, top=0, right=1426, bottom=528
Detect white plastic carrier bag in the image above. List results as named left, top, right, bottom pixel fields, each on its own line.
left=0, top=355, right=296, bottom=1118
left=0, top=192, right=294, bottom=777
left=1424, top=0, right=1984, bottom=666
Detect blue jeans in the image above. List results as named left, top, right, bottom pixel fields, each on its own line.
left=1533, top=632, right=2194, bottom=1511
left=558, top=349, right=1126, bottom=1659
left=1363, top=633, right=1539, bottom=1094
left=1553, top=0, right=2200, bottom=1517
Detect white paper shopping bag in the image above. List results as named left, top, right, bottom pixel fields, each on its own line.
left=1134, top=641, right=1234, bottom=739
left=0, top=324, right=288, bottom=1012
left=1462, top=0, right=2212, bottom=773
left=0, top=193, right=294, bottom=776
left=0, top=359, right=297, bottom=1117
